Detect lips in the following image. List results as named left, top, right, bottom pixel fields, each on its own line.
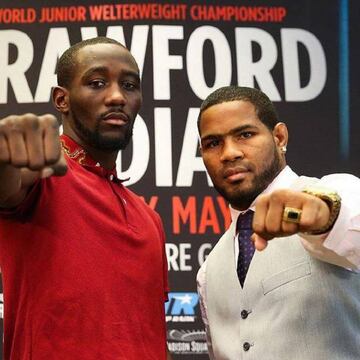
left=223, top=166, right=250, bottom=182
left=102, top=112, right=129, bottom=126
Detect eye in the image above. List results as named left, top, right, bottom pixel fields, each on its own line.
left=88, top=79, right=106, bottom=89
left=202, top=139, right=220, bottom=149
left=122, top=81, right=138, bottom=91
left=239, top=131, right=254, bottom=139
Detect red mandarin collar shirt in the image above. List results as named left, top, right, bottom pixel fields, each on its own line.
left=0, top=135, right=169, bottom=360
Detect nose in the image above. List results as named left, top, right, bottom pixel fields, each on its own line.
left=220, top=139, right=244, bottom=162
left=104, top=83, right=126, bottom=106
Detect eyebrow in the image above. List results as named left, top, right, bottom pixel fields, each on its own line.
left=201, top=124, right=258, bottom=142
left=82, top=66, right=140, bottom=82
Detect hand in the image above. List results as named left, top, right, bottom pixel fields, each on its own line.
left=251, top=189, right=330, bottom=251
left=0, top=113, right=67, bottom=178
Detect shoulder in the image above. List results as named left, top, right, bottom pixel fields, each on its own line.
left=296, top=173, right=360, bottom=194
left=319, top=173, right=360, bottom=186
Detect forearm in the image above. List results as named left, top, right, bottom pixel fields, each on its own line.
left=0, top=164, right=41, bottom=208
left=300, top=174, right=360, bottom=270
left=301, top=204, right=360, bottom=270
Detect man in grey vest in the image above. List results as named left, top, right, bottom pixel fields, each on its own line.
left=197, top=86, right=360, bottom=360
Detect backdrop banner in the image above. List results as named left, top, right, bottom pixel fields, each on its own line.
left=0, top=0, right=359, bottom=358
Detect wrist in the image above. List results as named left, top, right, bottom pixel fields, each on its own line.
left=302, top=187, right=342, bottom=235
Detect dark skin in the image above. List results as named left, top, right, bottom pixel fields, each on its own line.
left=0, top=113, right=65, bottom=207
left=0, top=43, right=142, bottom=207
left=53, top=43, right=142, bottom=170
left=0, top=43, right=173, bottom=358
left=199, top=100, right=331, bottom=250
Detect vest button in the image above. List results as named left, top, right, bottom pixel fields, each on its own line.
left=241, top=310, right=249, bottom=319
left=243, top=342, right=251, bottom=351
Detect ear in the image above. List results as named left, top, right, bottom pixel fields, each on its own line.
left=198, top=134, right=203, bottom=156
left=52, top=86, right=69, bottom=114
left=272, top=122, right=288, bottom=153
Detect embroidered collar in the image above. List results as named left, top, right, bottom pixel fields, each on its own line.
left=60, top=134, right=119, bottom=181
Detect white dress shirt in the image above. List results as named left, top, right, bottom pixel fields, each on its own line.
left=197, top=166, right=360, bottom=344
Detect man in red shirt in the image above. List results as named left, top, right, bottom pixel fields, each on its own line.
left=0, top=37, right=171, bottom=360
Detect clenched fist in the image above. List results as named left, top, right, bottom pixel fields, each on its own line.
left=251, top=189, right=331, bottom=251
left=0, top=114, right=67, bottom=207
left=0, top=113, right=67, bottom=177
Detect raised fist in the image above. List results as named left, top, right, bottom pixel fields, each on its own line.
left=0, top=113, right=67, bottom=177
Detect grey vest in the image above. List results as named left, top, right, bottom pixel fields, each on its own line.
left=206, top=220, right=360, bottom=359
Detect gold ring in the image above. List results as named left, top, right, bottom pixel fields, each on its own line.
left=282, top=207, right=302, bottom=224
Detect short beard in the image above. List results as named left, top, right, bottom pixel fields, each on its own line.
left=72, top=112, right=133, bottom=152
left=215, top=146, right=282, bottom=210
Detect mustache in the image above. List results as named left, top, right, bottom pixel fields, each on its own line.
left=97, top=108, right=129, bottom=121
left=222, top=161, right=255, bottom=176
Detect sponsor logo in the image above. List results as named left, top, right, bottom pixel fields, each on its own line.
left=165, top=292, right=199, bottom=322
left=167, top=329, right=208, bottom=354
left=168, top=329, right=206, bottom=341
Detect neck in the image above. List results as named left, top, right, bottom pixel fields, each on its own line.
left=229, top=164, right=287, bottom=211
left=82, top=146, right=118, bottom=170
left=63, top=126, right=118, bottom=170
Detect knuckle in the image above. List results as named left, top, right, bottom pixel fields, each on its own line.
left=22, top=113, right=38, bottom=121
left=0, top=114, right=41, bottom=135
left=303, top=192, right=316, bottom=203
left=8, top=116, right=32, bottom=133
left=0, top=116, right=18, bottom=132
left=270, top=189, right=287, bottom=202
left=41, top=114, right=59, bottom=129
left=0, top=115, right=16, bottom=125
left=301, top=211, right=318, bottom=228
left=23, top=114, right=41, bottom=131
left=255, top=194, right=267, bottom=206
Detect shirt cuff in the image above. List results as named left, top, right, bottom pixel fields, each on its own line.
left=300, top=202, right=360, bottom=270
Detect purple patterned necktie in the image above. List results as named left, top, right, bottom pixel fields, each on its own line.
left=236, top=210, right=255, bottom=287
